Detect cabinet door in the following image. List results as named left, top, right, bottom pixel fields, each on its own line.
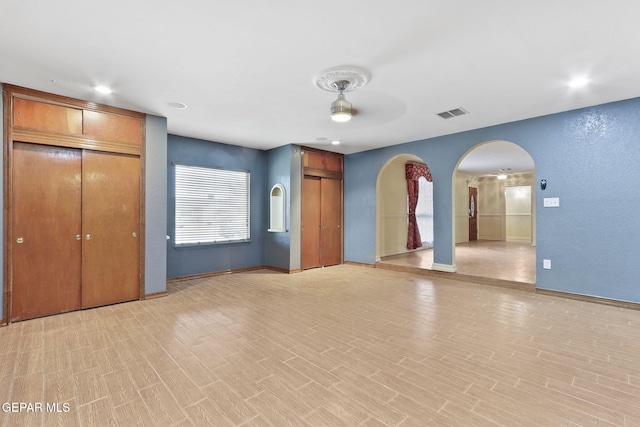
left=321, top=177, right=342, bottom=266
left=82, top=151, right=140, bottom=308
left=302, top=176, right=322, bottom=270
left=11, top=143, right=82, bottom=321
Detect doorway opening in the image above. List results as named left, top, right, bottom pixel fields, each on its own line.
left=375, top=154, right=434, bottom=264
left=376, top=142, right=536, bottom=287
left=453, top=140, right=536, bottom=285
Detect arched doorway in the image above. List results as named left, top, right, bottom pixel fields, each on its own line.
left=453, top=140, right=536, bottom=284
left=376, top=154, right=434, bottom=266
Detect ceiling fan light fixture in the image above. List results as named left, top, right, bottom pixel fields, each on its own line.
left=329, top=80, right=353, bottom=122
left=330, top=91, right=353, bottom=122
left=314, top=67, right=369, bottom=123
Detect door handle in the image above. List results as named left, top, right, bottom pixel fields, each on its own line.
left=16, top=237, right=24, bottom=244
left=85, top=234, right=92, bottom=240
left=75, top=234, right=82, bottom=241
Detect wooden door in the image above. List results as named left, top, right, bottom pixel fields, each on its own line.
left=11, top=143, right=82, bottom=321
left=82, top=151, right=140, bottom=308
left=469, top=187, right=478, bottom=241
left=302, top=176, right=322, bottom=270
left=321, top=177, right=342, bottom=266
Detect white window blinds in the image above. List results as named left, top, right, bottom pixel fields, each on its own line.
left=174, top=164, right=250, bottom=245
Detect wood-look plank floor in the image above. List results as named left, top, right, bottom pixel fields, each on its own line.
left=2, top=265, right=640, bottom=426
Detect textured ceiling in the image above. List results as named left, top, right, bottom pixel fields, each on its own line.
left=2, top=1, right=639, bottom=174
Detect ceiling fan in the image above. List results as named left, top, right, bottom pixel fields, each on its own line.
left=314, top=66, right=370, bottom=123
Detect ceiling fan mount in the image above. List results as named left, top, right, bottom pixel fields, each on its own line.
left=314, top=66, right=370, bottom=122
left=313, top=66, right=370, bottom=93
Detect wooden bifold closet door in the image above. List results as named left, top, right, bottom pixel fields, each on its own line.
left=301, top=175, right=342, bottom=270
left=11, top=144, right=140, bottom=321
left=11, top=143, right=83, bottom=321
left=81, top=150, right=140, bottom=308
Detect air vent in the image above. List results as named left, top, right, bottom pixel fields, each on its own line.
left=437, top=107, right=469, bottom=119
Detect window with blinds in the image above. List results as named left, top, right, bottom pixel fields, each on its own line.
left=416, top=176, right=434, bottom=248
left=174, top=164, right=250, bottom=246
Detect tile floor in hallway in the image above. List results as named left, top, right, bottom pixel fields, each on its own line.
left=379, top=240, right=537, bottom=284
left=1, top=264, right=640, bottom=426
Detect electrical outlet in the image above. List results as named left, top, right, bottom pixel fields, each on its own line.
left=543, top=259, right=551, bottom=269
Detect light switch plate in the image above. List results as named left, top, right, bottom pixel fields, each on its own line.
left=543, top=259, right=551, bottom=269
left=543, top=197, right=560, bottom=208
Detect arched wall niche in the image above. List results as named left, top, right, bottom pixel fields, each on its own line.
left=268, top=183, right=286, bottom=232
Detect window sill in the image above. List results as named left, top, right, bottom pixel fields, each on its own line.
left=174, top=239, right=251, bottom=249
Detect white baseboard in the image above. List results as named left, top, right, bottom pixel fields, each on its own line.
left=432, top=263, right=457, bottom=273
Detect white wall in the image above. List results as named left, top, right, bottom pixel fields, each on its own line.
left=505, top=185, right=532, bottom=241
left=378, top=157, right=409, bottom=257
left=454, top=174, right=474, bottom=243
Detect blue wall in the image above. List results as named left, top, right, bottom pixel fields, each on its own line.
left=166, top=135, right=267, bottom=278
left=144, top=115, right=168, bottom=295
left=345, top=97, right=640, bottom=303
left=265, top=145, right=293, bottom=270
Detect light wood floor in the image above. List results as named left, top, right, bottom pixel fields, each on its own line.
left=2, top=265, right=640, bottom=426
left=379, top=240, right=536, bottom=285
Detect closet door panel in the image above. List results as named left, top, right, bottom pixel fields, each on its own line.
left=321, top=177, right=342, bottom=267
left=11, top=143, right=82, bottom=321
left=82, top=151, right=140, bottom=308
left=302, top=176, right=322, bottom=270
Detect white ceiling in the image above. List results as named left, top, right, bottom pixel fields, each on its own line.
left=2, top=1, right=640, bottom=174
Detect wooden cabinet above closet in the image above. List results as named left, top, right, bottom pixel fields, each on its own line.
left=13, top=97, right=83, bottom=135
left=303, top=148, right=343, bottom=179
left=9, top=87, right=144, bottom=156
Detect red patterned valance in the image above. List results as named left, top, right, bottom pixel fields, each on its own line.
left=405, top=163, right=432, bottom=182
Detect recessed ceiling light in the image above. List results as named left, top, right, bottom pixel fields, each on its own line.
left=331, top=140, right=340, bottom=145
left=168, top=102, right=187, bottom=109
left=94, top=85, right=112, bottom=94
left=568, top=76, right=589, bottom=89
